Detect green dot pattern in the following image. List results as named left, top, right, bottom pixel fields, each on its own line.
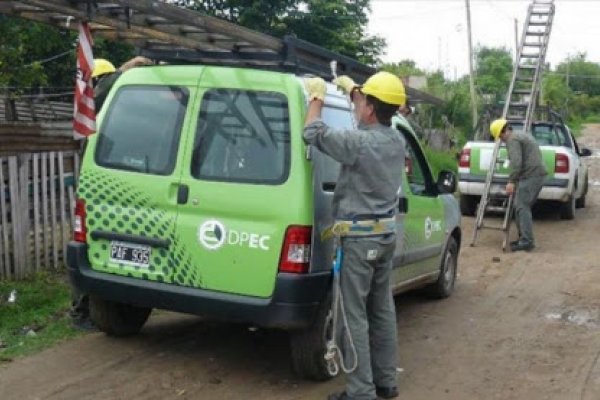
left=78, top=170, right=203, bottom=288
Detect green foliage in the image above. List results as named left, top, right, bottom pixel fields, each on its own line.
left=474, top=46, right=513, bottom=102
left=0, top=272, right=81, bottom=361
left=381, top=60, right=425, bottom=78
left=422, top=145, right=458, bottom=176
left=0, top=16, right=134, bottom=89
left=555, top=53, right=600, bottom=96
left=185, top=0, right=385, bottom=64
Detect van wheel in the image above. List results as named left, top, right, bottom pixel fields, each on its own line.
left=427, top=237, right=458, bottom=299
left=559, top=195, right=576, bottom=220
left=575, top=177, right=588, bottom=209
left=90, top=296, right=151, bottom=337
left=459, top=195, right=478, bottom=216
left=290, top=291, right=337, bottom=381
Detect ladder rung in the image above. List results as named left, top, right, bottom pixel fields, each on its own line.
left=512, top=89, right=532, bottom=94
left=518, top=64, right=537, bottom=70
left=507, top=116, right=524, bottom=121
left=516, top=76, right=534, bottom=82
left=531, top=12, right=550, bottom=16
left=528, top=22, right=548, bottom=26
left=523, top=43, right=543, bottom=47
left=520, top=53, right=539, bottom=58
left=486, top=206, right=509, bottom=213
left=509, top=102, right=528, bottom=108
left=480, top=224, right=507, bottom=231
left=526, top=31, right=546, bottom=36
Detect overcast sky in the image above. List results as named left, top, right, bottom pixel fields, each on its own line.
left=367, top=0, right=600, bottom=80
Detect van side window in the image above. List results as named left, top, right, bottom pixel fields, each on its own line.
left=191, top=89, right=290, bottom=184
left=95, top=86, right=188, bottom=175
left=397, top=124, right=436, bottom=196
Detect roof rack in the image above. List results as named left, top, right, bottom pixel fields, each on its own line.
left=1, top=0, right=443, bottom=105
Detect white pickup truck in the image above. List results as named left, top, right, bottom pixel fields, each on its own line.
left=458, top=121, right=593, bottom=220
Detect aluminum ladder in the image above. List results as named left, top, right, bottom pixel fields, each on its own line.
left=470, top=0, right=555, bottom=250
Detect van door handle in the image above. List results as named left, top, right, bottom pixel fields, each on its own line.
left=398, top=197, right=408, bottom=214
left=177, top=184, right=189, bottom=205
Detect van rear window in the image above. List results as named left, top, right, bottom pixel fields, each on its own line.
left=95, top=86, right=188, bottom=175
left=191, top=89, right=290, bottom=184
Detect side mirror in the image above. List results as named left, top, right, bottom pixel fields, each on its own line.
left=437, top=170, right=457, bottom=194
left=579, top=147, right=593, bottom=157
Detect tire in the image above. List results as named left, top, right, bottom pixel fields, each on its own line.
left=427, top=237, right=458, bottom=299
left=576, top=177, right=588, bottom=209
left=290, top=291, right=337, bottom=381
left=89, top=296, right=152, bottom=337
left=559, top=195, right=576, bottom=220
left=460, top=194, right=479, bottom=216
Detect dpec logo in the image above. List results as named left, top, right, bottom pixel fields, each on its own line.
left=198, top=220, right=226, bottom=250
left=197, top=219, right=271, bottom=251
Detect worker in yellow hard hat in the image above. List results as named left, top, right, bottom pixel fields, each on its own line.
left=303, top=71, right=405, bottom=400
left=489, top=118, right=547, bottom=252
left=91, top=56, right=154, bottom=111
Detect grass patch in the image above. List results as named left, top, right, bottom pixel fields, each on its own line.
left=0, top=272, right=81, bottom=362
left=422, top=146, right=459, bottom=176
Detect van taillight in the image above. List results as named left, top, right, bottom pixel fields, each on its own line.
left=74, top=199, right=87, bottom=243
left=279, top=225, right=312, bottom=274
left=459, top=148, right=471, bottom=168
left=555, top=153, right=569, bottom=173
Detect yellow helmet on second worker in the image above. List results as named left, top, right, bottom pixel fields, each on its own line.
left=490, top=118, right=508, bottom=140
left=361, top=71, right=406, bottom=106
left=92, top=59, right=116, bottom=78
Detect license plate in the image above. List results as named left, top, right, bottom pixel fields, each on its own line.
left=109, top=241, right=151, bottom=268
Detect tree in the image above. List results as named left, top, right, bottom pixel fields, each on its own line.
left=474, top=46, right=513, bottom=103
left=184, top=0, right=385, bottom=64
left=555, top=53, right=600, bottom=96
left=381, top=60, right=424, bottom=78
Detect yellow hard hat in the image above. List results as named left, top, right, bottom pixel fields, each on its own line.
left=360, top=71, right=406, bottom=106
left=490, top=118, right=508, bottom=140
left=92, top=59, right=116, bottom=78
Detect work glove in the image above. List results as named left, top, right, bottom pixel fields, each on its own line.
left=332, top=75, right=357, bottom=95
left=304, top=77, right=327, bottom=101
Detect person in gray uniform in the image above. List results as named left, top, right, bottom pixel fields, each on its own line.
left=303, top=71, right=407, bottom=400
left=490, top=119, right=547, bottom=252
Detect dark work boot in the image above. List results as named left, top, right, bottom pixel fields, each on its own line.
left=510, top=240, right=535, bottom=252
left=375, top=386, right=399, bottom=399
left=327, top=392, right=376, bottom=400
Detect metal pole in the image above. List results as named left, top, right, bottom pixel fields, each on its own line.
left=465, top=0, right=478, bottom=130
left=514, top=18, right=519, bottom=59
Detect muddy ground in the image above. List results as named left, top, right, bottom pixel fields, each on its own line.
left=2, top=125, right=600, bottom=400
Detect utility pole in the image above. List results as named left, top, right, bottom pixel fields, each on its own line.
left=465, top=0, right=478, bottom=130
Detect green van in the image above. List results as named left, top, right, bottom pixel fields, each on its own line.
left=68, top=65, right=462, bottom=380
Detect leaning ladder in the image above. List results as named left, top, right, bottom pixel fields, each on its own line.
left=470, top=0, right=555, bottom=250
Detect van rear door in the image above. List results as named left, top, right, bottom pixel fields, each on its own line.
left=79, top=83, right=192, bottom=284
left=175, top=68, right=306, bottom=298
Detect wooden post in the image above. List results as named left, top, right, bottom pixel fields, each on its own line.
left=0, top=158, right=10, bottom=278
left=33, top=153, right=41, bottom=272
left=41, top=152, right=50, bottom=269
left=18, top=154, right=31, bottom=277
left=8, top=156, right=20, bottom=279
left=49, top=151, right=58, bottom=269
left=465, top=0, right=479, bottom=130
left=58, top=151, right=67, bottom=259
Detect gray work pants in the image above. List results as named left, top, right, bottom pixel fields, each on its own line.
left=338, top=235, right=398, bottom=400
left=514, top=175, right=545, bottom=244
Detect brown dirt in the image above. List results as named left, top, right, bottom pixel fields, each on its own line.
left=2, top=125, right=600, bottom=400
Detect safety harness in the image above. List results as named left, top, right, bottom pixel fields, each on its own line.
left=323, top=216, right=396, bottom=376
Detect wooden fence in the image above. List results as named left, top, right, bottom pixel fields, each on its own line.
left=0, top=151, right=80, bottom=280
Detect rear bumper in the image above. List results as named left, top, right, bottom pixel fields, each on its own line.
left=458, top=174, right=571, bottom=201
left=67, top=242, right=331, bottom=330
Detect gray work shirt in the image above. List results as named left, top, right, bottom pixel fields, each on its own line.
left=506, top=132, right=547, bottom=183
left=303, top=119, right=405, bottom=219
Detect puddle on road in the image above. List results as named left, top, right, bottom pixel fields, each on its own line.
left=545, top=309, right=599, bottom=329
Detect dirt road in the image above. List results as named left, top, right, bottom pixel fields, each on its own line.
left=2, top=125, right=600, bottom=400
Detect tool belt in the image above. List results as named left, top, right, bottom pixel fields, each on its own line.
left=321, top=216, right=396, bottom=241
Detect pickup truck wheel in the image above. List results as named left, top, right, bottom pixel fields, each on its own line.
left=575, top=178, right=588, bottom=209
left=559, top=195, right=576, bottom=220
left=460, top=194, right=478, bottom=216
left=90, top=296, right=152, bottom=337
left=290, top=291, right=337, bottom=381
left=427, top=237, right=458, bottom=299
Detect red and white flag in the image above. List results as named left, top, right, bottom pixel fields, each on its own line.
left=73, top=22, right=96, bottom=139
